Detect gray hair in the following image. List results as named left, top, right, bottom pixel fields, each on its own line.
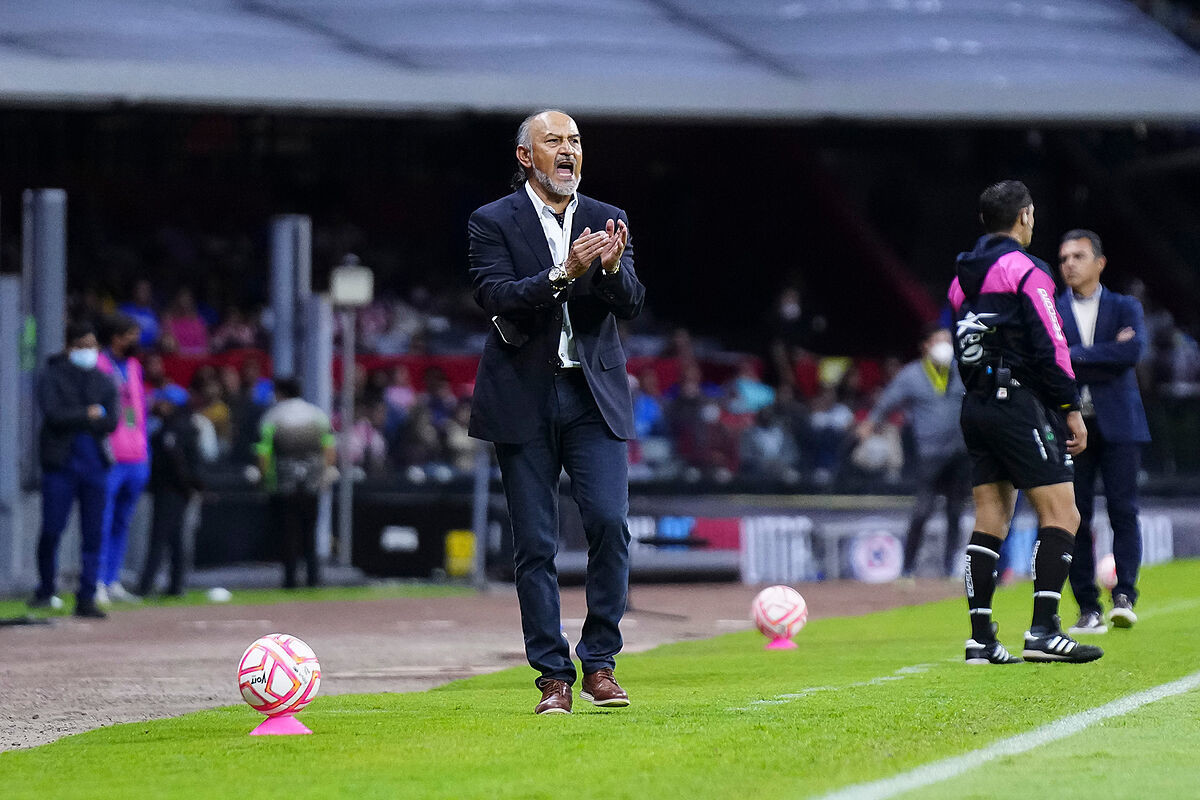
left=512, top=108, right=570, bottom=189
left=516, top=108, right=569, bottom=151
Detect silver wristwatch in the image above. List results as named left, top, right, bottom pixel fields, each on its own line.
left=548, top=265, right=570, bottom=291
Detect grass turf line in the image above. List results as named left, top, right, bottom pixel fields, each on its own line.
left=1, top=561, right=1197, bottom=800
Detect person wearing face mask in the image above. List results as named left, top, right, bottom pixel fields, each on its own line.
left=30, top=320, right=119, bottom=618
left=856, top=323, right=969, bottom=578
left=96, top=312, right=150, bottom=605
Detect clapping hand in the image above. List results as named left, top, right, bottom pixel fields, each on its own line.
left=564, top=227, right=610, bottom=279
left=600, top=218, right=628, bottom=274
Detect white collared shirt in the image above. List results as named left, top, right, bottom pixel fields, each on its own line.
left=1070, top=284, right=1102, bottom=413
left=524, top=180, right=580, bottom=368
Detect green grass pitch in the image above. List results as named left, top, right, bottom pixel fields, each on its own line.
left=3, top=561, right=1198, bottom=800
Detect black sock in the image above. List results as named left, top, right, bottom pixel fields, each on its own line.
left=965, top=531, right=1003, bottom=642
left=1031, top=526, right=1075, bottom=632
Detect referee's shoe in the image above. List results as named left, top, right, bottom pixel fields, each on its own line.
left=965, top=623, right=1022, bottom=664
left=1023, top=617, right=1104, bottom=663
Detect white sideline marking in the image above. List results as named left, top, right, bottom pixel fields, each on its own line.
left=1136, top=598, right=1200, bottom=620
left=815, top=669, right=1200, bottom=800
left=727, top=662, right=944, bottom=712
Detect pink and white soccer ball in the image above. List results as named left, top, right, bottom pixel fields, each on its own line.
left=1096, top=553, right=1118, bottom=590
left=752, top=585, right=809, bottom=641
left=238, top=633, right=321, bottom=716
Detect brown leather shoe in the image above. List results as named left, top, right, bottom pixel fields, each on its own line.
left=580, top=668, right=630, bottom=707
left=534, top=679, right=572, bottom=715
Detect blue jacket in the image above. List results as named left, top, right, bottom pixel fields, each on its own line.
left=467, top=190, right=645, bottom=443
left=1057, top=287, right=1151, bottom=444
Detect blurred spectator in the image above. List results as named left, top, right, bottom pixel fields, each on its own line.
left=396, top=401, right=442, bottom=470
left=119, top=278, right=161, bottom=349
left=96, top=312, right=151, bottom=605
left=740, top=405, right=800, bottom=483
left=218, top=364, right=242, bottom=399
left=210, top=307, right=258, bottom=352
left=371, top=296, right=427, bottom=355
left=443, top=400, right=476, bottom=474
left=161, top=287, right=210, bottom=355
left=662, top=327, right=698, bottom=361
left=773, top=286, right=826, bottom=348
left=192, top=368, right=233, bottom=453
left=384, top=364, right=418, bottom=415
left=137, top=385, right=205, bottom=598
left=632, top=367, right=667, bottom=438
left=666, top=360, right=722, bottom=400
left=225, top=357, right=274, bottom=466
left=31, top=320, right=118, bottom=618
left=421, top=366, right=459, bottom=430
left=806, top=386, right=854, bottom=484
left=856, top=324, right=968, bottom=575
left=729, top=357, right=775, bottom=414
left=256, top=378, right=337, bottom=588
left=347, top=401, right=389, bottom=473
left=669, top=386, right=740, bottom=482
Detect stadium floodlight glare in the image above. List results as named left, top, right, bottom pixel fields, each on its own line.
left=330, top=256, right=374, bottom=308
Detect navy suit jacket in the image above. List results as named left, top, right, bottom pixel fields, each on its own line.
left=467, top=189, right=645, bottom=444
left=1057, top=287, right=1151, bottom=444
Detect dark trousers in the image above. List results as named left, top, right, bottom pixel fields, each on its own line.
left=38, top=461, right=109, bottom=603
left=138, top=490, right=190, bottom=596
left=494, top=370, right=631, bottom=687
left=1070, top=422, right=1143, bottom=612
left=270, top=491, right=320, bottom=588
left=903, top=451, right=971, bottom=576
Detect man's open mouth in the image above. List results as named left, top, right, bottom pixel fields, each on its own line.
left=554, top=159, right=575, bottom=179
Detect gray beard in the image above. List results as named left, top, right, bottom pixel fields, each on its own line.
left=532, top=165, right=579, bottom=199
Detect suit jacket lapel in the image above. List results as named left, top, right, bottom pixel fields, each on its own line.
left=565, top=195, right=595, bottom=300
left=510, top=192, right=554, bottom=273
left=1058, top=291, right=1081, bottom=346
left=570, top=194, right=590, bottom=243
left=1095, top=288, right=1116, bottom=342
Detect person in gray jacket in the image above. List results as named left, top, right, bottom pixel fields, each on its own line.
left=857, top=323, right=968, bottom=577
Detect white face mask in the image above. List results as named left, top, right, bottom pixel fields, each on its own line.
left=928, top=341, right=954, bottom=367
left=69, top=347, right=100, bottom=370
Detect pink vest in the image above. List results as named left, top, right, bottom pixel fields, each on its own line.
left=98, top=352, right=149, bottom=463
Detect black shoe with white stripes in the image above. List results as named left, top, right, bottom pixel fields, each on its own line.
left=1023, top=618, right=1104, bottom=663
left=965, top=623, right=1023, bottom=664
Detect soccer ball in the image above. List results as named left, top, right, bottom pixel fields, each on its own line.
left=752, top=585, right=809, bottom=642
left=1096, top=553, right=1118, bottom=591
left=238, top=633, right=321, bottom=716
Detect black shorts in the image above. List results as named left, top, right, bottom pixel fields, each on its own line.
left=959, top=387, right=1074, bottom=490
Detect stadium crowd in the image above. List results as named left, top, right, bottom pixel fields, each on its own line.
left=62, top=276, right=1200, bottom=490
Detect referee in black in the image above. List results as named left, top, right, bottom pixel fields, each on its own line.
left=948, top=180, right=1102, bottom=664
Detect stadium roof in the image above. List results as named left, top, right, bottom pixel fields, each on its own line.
left=2, top=0, right=1199, bottom=123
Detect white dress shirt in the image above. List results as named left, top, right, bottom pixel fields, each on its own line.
left=1071, top=285, right=1102, bottom=415
left=524, top=181, right=580, bottom=368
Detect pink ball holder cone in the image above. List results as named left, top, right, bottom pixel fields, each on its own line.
left=250, top=713, right=312, bottom=736
left=765, top=637, right=797, bottom=650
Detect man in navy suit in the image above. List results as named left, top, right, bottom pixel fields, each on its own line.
left=1057, top=230, right=1151, bottom=635
left=468, top=109, right=645, bottom=715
